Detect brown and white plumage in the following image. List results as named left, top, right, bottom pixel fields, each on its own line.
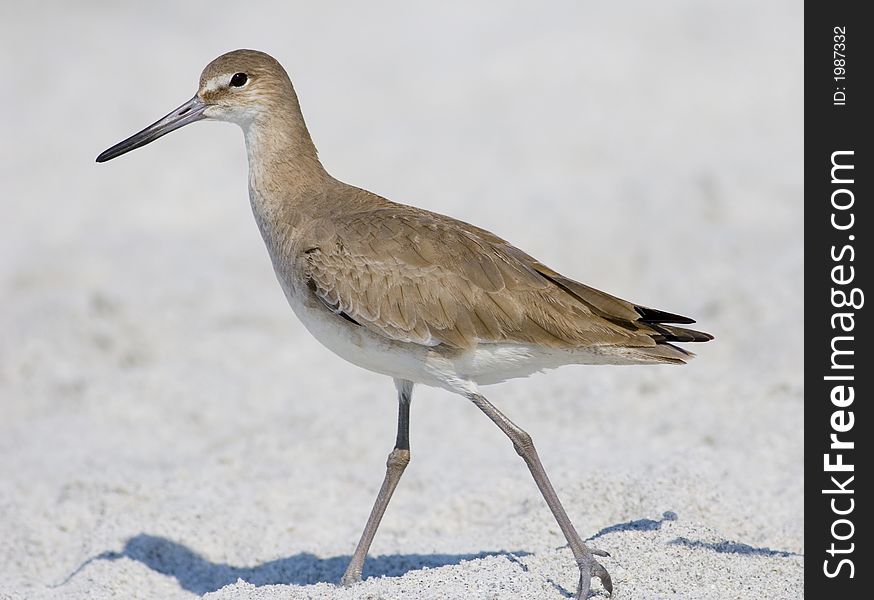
left=97, top=49, right=712, bottom=599
left=297, top=190, right=710, bottom=360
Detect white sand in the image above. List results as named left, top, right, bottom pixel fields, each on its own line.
left=0, top=1, right=802, bottom=598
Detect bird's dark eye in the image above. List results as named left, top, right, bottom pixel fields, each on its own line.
left=230, top=73, right=248, bottom=87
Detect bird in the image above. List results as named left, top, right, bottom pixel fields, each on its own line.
left=97, top=49, right=712, bottom=599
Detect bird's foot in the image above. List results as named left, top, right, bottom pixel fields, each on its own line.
left=575, top=551, right=612, bottom=599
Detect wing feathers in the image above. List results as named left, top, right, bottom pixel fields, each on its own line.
left=302, top=205, right=711, bottom=351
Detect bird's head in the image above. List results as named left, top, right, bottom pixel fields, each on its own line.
left=97, top=49, right=293, bottom=162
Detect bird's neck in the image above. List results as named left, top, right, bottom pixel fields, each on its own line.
left=242, top=98, right=331, bottom=237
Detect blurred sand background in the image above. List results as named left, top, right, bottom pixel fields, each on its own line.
left=0, top=1, right=802, bottom=598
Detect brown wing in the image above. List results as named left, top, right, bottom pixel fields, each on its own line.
left=301, top=206, right=708, bottom=350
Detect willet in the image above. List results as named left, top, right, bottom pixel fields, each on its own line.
left=97, top=49, right=712, bottom=598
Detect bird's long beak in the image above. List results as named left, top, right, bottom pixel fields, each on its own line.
left=96, top=95, right=207, bottom=163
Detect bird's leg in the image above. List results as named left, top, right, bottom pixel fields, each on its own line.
left=468, top=393, right=612, bottom=599
left=340, top=379, right=413, bottom=586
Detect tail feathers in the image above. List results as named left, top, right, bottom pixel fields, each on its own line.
left=633, top=304, right=713, bottom=345
left=635, top=305, right=696, bottom=325
left=619, top=341, right=695, bottom=364
left=529, top=266, right=713, bottom=350
left=622, top=323, right=712, bottom=365
left=648, top=323, right=714, bottom=344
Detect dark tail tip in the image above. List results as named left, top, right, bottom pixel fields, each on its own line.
left=635, top=305, right=697, bottom=325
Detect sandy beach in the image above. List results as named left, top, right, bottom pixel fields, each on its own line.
left=0, top=1, right=802, bottom=598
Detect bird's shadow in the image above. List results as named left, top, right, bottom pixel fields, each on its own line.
left=668, top=536, right=800, bottom=558
left=586, top=511, right=799, bottom=559
left=56, top=514, right=801, bottom=596
left=57, top=534, right=524, bottom=595
left=586, top=510, right=679, bottom=541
